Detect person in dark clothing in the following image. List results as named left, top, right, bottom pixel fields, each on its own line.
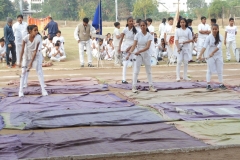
left=44, top=17, right=59, bottom=38
left=4, top=17, right=17, bottom=68
left=187, top=19, right=194, bottom=36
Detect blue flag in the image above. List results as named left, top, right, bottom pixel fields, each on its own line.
left=92, top=0, right=102, bottom=35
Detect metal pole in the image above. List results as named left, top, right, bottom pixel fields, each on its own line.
left=19, top=0, right=23, bottom=14
left=222, top=6, right=224, bottom=28
left=115, top=0, right=118, bottom=22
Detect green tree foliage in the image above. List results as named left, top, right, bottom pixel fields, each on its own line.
left=0, top=0, right=16, bottom=20
left=187, top=0, right=208, bottom=19
left=209, top=0, right=230, bottom=18
left=133, top=0, right=158, bottom=19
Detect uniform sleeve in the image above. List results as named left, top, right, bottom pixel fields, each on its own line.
left=198, top=24, right=202, bottom=31
left=174, top=29, right=179, bottom=40
left=225, top=26, right=228, bottom=32
left=122, top=28, right=127, bottom=34
left=90, top=26, right=97, bottom=34
left=188, top=29, right=193, bottom=40
left=134, top=33, right=139, bottom=41
left=115, top=29, right=120, bottom=36
left=203, top=35, right=210, bottom=48
left=74, top=26, right=79, bottom=41
left=23, top=35, right=28, bottom=43
left=207, top=25, right=211, bottom=31
left=147, top=34, right=153, bottom=42
left=12, top=23, right=16, bottom=35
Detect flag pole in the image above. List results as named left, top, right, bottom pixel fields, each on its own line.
left=97, top=0, right=100, bottom=68
left=115, top=0, right=118, bottom=22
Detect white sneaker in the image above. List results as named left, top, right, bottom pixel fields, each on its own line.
left=19, top=91, right=24, bottom=97
left=149, top=85, right=157, bottom=92
left=176, top=78, right=181, bottom=82
left=132, top=86, right=138, bottom=93
left=42, top=89, right=48, bottom=96
left=184, top=77, right=191, bottom=81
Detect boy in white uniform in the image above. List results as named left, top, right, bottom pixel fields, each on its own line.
left=53, top=30, right=65, bottom=53
left=50, top=43, right=66, bottom=62
left=146, top=18, right=156, bottom=58
left=113, top=22, right=121, bottom=65
left=164, top=17, right=174, bottom=60
left=224, top=18, right=238, bottom=61
left=12, top=15, right=28, bottom=65
left=0, top=38, right=6, bottom=62
left=197, top=16, right=211, bottom=62
left=159, top=18, right=166, bottom=39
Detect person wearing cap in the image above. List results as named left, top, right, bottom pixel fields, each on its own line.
left=12, top=15, right=28, bottom=66
left=44, top=17, right=59, bottom=38
left=4, top=17, right=17, bottom=68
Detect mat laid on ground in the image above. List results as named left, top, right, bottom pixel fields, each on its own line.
left=6, top=123, right=207, bottom=159
left=0, top=152, right=18, bottom=160
left=1, top=106, right=164, bottom=130
left=151, top=100, right=240, bottom=121
left=1, top=84, right=108, bottom=97
left=110, top=82, right=220, bottom=91
left=7, top=77, right=98, bottom=86
left=0, top=116, right=4, bottom=130
left=0, top=93, right=134, bottom=113
left=121, top=89, right=240, bottom=104
left=174, top=119, right=240, bottom=146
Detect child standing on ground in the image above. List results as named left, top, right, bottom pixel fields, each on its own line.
left=164, top=17, right=174, bottom=60
left=19, top=25, right=48, bottom=97
left=198, top=24, right=227, bottom=91
left=224, top=18, right=238, bottom=61
left=175, top=18, right=193, bottom=82
left=113, top=22, right=121, bottom=65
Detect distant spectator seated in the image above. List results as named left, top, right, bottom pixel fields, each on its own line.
left=53, top=30, right=65, bottom=53
left=93, top=39, right=106, bottom=60
left=105, top=39, right=114, bottom=60
left=42, top=61, right=53, bottom=67
left=46, top=37, right=54, bottom=58
left=41, top=36, right=48, bottom=58
left=0, top=37, right=6, bottom=62
left=50, top=43, right=66, bottom=62
left=192, top=36, right=198, bottom=56
left=156, top=38, right=167, bottom=61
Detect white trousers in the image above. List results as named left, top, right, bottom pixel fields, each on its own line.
left=132, top=52, right=152, bottom=87
left=79, top=40, right=92, bottom=65
left=50, top=56, right=66, bottom=62
left=105, top=50, right=114, bottom=60
left=16, top=43, right=22, bottom=65
left=19, top=55, right=46, bottom=93
left=114, top=46, right=121, bottom=64
left=42, top=48, right=47, bottom=57
left=197, top=38, right=207, bottom=58
left=206, top=56, right=223, bottom=83
left=226, top=40, right=236, bottom=60
left=166, top=45, right=174, bottom=59
left=176, top=51, right=189, bottom=79
left=122, top=52, right=135, bottom=81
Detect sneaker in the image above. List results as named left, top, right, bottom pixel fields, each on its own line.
left=219, top=84, right=227, bottom=90
left=12, top=64, right=17, bottom=68
left=206, top=85, right=213, bottom=91
left=176, top=78, right=181, bottom=82
left=189, top=60, right=195, bottom=63
left=122, top=80, right=128, bottom=84
left=7, top=65, right=11, bottom=68
left=132, top=86, right=138, bottom=93
left=42, top=89, right=48, bottom=96
left=149, top=85, right=157, bottom=92
left=184, top=77, right=191, bottom=81
left=88, top=63, right=94, bottom=67
left=19, top=91, right=24, bottom=97
left=195, top=60, right=201, bottom=63
left=80, top=65, right=84, bottom=67
left=202, top=60, right=206, bottom=63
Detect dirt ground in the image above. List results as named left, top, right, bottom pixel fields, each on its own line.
left=0, top=60, right=240, bottom=160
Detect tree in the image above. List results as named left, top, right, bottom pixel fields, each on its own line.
left=209, top=0, right=230, bottom=18
left=79, top=9, right=86, bottom=20
left=23, top=1, right=29, bottom=11
left=133, top=0, right=158, bottom=19
left=0, top=0, right=17, bottom=20
left=187, top=0, right=208, bottom=19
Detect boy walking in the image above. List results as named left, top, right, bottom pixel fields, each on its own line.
left=224, top=18, right=237, bottom=61
left=113, top=22, right=121, bottom=66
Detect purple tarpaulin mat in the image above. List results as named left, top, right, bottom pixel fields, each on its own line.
left=0, top=93, right=134, bottom=113
left=8, top=106, right=164, bottom=129
left=0, top=116, right=4, bottom=130
left=0, top=135, right=21, bottom=160
left=0, top=152, right=18, bottom=160
left=0, top=84, right=108, bottom=97
left=150, top=100, right=240, bottom=121
left=12, top=123, right=207, bottom=159
left=109, top=82, right=220, bottom=91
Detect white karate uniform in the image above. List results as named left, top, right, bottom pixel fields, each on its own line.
left=19, top=34, right=47, bottom=97
left=121, top=27, right=136, bottom=81
left=174, top=28, right=193, bottom=80
left=46, top=42, right=54, bottom=57
left=53, top=36, right=65, bottom=52
left=136, top=26, right=141, bottom=33
left=164, top=24, right=174, bottom=59
left=91, top=39, right=98, bottom=58
left=113, top=28, right=121, bottom=64
left=148, top=25, right=156, bottom=58
left=105, top=44, right=114, bottom=60
left=0, top=44, right=6, bottom=58
left=159, top=23, right=166, bottom=39
left=74, top=25, right=96, bottom=65
left=203, top=34, right=224, bottom=83
left=225, top=25, right=237, bottom=60
left=192, top=42, right=198, bottom=56
left=12, top=21, right=28, bottom=65
left=132, top=31, right=153, bottom=87
left=94, top=43, right=106, bottom=59
left=197, top=23, right=211, bottom=58
left=50, top=48, right=66, bottom=62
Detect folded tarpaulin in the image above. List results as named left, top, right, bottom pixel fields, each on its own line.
left=7, top=77, right=98, bottom=86
left=2, top=106, right=164, bottom=130
left=0, top=93, right=134, bottom=113
left=0, top=135, right=22, bottom=150
left=174, top=119, right=240, bottom=146
left=13, top=123, right=207, bottom=159
left=109, top=82, right=220, bottom=91
left=0, top=84, right=108, bottom=97
left=0, top=115, right=4, bottom=130
left=150, top=100, right=240, bottom=121
left=0, top=152, right=18, bottom=160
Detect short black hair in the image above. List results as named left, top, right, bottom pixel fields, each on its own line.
left=43, top=36, right=48, bottom=40
left=136, top=19, right=141, bottom=23
left=0, top=37, right=4, bottom=42
left=49, top=17, right=53, bottom=20
left=57, top=30, right=61, bottom=34
left=187, top=19, right=193, bottom=23
left=107, top=39, right=113, bottom=44
left=168, top=17, right=174, bottom=21
left=55, top=43, right=60, bottom=46
left=114, top=22, right=120, bottom=27
left=201, top=16, right=206, bottom=20
left=56, top=40, right=61, bottom=43
left=229, top=17, right=234, bottom=21
left=146, top=18, right=152, bottom=23
left=211, top=18, right=217, bottom=23
left=17, top=15, right=23, bottom=19
left=83, top=18, right=89, bottom=23
left=49, top=37, right=53, bottom=40
left=176, top=18, right=188, bottom=28
left=98, top=38, right=103, bottom=42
